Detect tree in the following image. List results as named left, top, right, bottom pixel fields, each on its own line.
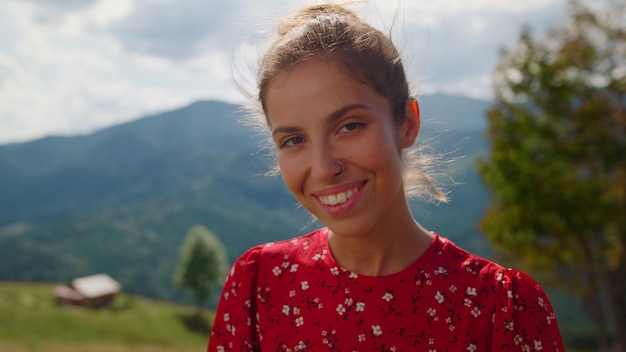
left=174, top=224, right=228, bottom=316
left=478, top=1, right=626, bottom=350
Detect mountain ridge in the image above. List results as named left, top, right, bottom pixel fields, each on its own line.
left=0, top=93, right=491, bottom=303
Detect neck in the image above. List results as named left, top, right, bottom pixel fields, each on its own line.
left=327, top=207, right=433, bottom=277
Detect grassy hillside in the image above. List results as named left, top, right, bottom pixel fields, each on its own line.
left=0, top=282, right=209, bottom=352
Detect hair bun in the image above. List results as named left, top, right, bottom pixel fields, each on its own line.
left=277, top=3, right=358, bottom=36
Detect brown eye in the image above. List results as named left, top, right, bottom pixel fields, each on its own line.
left=281, top=136, right=305, bottom=148
left=339, top=122, right=364, bottom=133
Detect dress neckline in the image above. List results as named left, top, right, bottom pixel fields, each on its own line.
left=317, top=227, right=442, bottom=284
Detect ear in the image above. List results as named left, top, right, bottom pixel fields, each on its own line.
left=400, top=98, right=421, bottom=149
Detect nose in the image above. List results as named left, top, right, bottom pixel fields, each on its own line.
left=310, top=142, right=342, bottom=181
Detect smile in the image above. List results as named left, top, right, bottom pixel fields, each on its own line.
left=318, top=187, right=359, bottom=206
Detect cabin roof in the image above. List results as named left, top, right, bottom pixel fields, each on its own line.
left=70, top=273, right=121, bottom=298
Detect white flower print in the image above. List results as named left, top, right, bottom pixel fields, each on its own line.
left=356, top=302, right=365, bottom=312
left=449, top=285, right=457, bottom=292
left=514, top=335, right=523, bottom=345
left=282, top=305, right=290, bottom=315
left=345, top=297, right=354, bottom=306
left=467, top=343, right=477, bottom=351
left=358, top=334, right=366, bottom=342
left=227, top=324, right=236, bottom=336
left=534, top=340, right=543, bottom=350
left=466, top=287, right=477, bottom=296
left=314, top=297, right=323, bottom=309
left=330, top=267, right=340, bottom=275
left=349, top=272, right=358, bottom=279
left=223, top=313, right=230, bottom=322
left=435, top=291, right=445, bottom=304
left=382, top=292, right=394, bottom=302
left=272, top=266, right=282, bottom=276
left=336, top=304, right=346, bottom=315
left=538, top=296, right=545, bottom=308
left=427, top=308, right=436, bottom=316
left=290, top=264, right=299, bottom=272
left=282, top=261, right=290, bottom=268
left=289, top=290, right=296, bottom=297
left=301, top=281, right=309, bottom=290
left=293, top=307, right=300, bottom=315
left=296, top=341, right=306, bottom=351
left=295, top=317, right=304, bottom=327
left=372, top=325, right=383, bottom=336
left=471, top=307, right=481, bottom=317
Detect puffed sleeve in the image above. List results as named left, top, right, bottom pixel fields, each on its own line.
left=490, top=269, right=565, bottom=351
left=207, top=246, right=263, bottom=352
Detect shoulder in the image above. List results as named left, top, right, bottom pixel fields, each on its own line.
left=228, top=228, right=326, bottom=275
left=434, top=235, right=563, bottom=348
left=433, top=235, right=545, bottom=294
left=431, top=234, right=504, bottom=277
left=436, top=236, right=557, bottom=320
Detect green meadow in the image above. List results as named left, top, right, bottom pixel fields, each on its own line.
left=0, top=282, right=210, bottom=352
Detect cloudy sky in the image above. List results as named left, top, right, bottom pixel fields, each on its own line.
left=0, top=0, right=568, bottom=145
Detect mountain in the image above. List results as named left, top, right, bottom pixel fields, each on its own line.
left=0, top=94, right=491, bottom=303
left=419, top=93, right=490, bottom=132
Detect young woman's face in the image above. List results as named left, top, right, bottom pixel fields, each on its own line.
left=264, top=58, right=418, bottom=236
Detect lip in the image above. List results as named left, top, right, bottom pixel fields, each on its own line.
left=311, top=180, right=367, bottom=216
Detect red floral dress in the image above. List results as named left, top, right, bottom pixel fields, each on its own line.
left=208, top=228, right=564, bottom=351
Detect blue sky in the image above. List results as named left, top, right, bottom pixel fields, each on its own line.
left=0, top=0, right=567, bottom=144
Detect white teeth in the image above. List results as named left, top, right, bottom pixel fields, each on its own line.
left=319, top=187, right=358, bottom=206
left=336, top=193, right=347, bottom=204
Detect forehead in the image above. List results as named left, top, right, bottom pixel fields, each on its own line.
left=264, top=58, right=389, bottom=128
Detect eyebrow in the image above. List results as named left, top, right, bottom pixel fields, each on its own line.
left=271, top=103, right=368, bottom=136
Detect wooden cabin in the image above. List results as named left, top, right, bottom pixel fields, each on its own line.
left=53, top=273, right=121, bottom=308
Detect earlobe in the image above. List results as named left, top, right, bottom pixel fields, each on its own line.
left=401, top=98, right=421, bottom=148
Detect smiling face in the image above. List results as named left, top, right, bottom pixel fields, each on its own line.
left=265, top=57, right=419, bottom=238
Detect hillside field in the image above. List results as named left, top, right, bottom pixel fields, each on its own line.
left=0, top=282, right=209, bottom=352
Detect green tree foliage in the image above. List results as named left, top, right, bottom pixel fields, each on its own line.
left=479, top=1, right=625, bottom=350
left=174, top=225, right=228, bottom=315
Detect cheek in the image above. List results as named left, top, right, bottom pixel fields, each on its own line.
left=278, top=157, right=303, bottom=193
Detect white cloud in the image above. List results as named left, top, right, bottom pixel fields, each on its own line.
left=0, top=0, right=569, bottom=144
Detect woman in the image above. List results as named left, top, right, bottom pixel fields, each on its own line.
left=208, top=3, right=564, bottom=351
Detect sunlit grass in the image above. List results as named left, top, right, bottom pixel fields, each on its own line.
left=0, top=282, right=210, bottom=351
